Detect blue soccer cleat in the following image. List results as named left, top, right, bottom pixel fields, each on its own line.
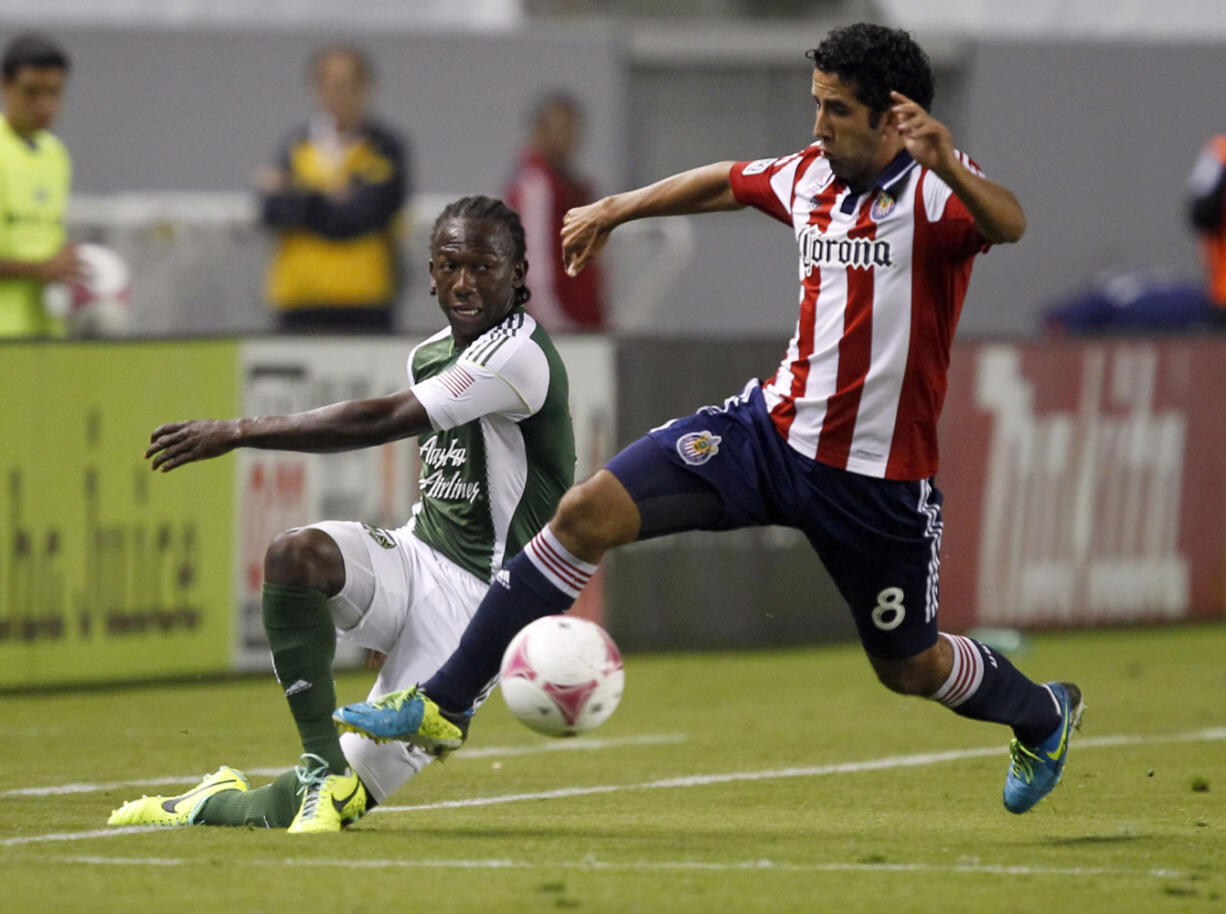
left=1003, top=681, right=1084, bottom=814
left=333, top=686, right=469, bottom=756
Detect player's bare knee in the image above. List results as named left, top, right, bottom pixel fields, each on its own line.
left=873, top=664, right=928, bottom=695
left=263, top=528, right=345, bottom=594
left=551, top=486, right=607, bottom=554
left=552, top=473, right=638, bottom=558
left=870, top=654, right=944, bottom=696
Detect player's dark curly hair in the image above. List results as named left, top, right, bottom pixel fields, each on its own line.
left=431, top=195, right=531, bottom=306
left=2, top=32, right=71, bottom=79
left=807, top=23, right=934, bottom=123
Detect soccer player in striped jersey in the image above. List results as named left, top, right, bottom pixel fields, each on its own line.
left=107, top=196, right=575, bottom=833
left=337, top=24, right=1084, bottom=817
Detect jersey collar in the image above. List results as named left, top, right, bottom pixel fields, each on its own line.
left=0, top=113, right=43, bottom=151
left=836, top=149, right=916, bottom=215
left=875, top=149, right=917, bottom=195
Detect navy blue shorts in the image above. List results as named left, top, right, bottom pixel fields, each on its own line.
left=605, top=381, right=944, bottom=660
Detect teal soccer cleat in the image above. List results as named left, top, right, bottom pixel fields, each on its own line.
left=333, top=686, right=469, bottom=756
left=1003, top=682, right=1084, bottom=814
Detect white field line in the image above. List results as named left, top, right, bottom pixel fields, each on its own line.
left=0, top=734, right=687, bottom=799
left=3, top=725, right=1223, bottom=850
left=50, top=855, right=1191, bottom=880
left=377, top=726, right=1226, bottom=813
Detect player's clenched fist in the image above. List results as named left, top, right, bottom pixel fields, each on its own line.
left=889, top=90, right=955, bottom=174
left=146, top=418, right=239, bottom=472
left=561, top=199, right=612, bottom=278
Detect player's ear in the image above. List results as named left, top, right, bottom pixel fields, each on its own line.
left=514, top=258, right=528, bottom=287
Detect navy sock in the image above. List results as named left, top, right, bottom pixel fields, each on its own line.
left=425, top=529, right=593, bottom=712
left=927, top=633, right=1061, bottom=746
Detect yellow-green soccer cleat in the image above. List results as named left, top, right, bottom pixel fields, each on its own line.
left=332, top=686, right=469, bottom=756
left=106, top=766, right=250, bottom=827
left=286, top=753, right=368, bottom=835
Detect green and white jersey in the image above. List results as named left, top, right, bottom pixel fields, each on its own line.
left=0, top=114, right=70, bottom=337
left=408, top=306, right=575, bottom=583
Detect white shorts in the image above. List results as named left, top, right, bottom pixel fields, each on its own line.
left=308, top=520, right=489, bottom=804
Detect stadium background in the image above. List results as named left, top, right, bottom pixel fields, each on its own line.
left=3, top=0, right=1226, bottom=686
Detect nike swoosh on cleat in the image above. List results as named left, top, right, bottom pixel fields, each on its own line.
left=160, top=778, right=240, bottom=813
left=331, top=782, right=361, bottom=815
left=1044, top=713, right=1071, bottom=762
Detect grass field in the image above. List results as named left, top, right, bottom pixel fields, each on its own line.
left=2, top=623, right=1224, bottom=913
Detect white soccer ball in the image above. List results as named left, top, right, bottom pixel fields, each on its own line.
left=499, top=615, right=624, bottom=738
left=43, top=242, right=132, bottom=336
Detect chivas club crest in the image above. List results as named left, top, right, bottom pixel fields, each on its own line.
left=676, top=431, right=722, bottom=466
left=871, top=192, right=896, bottom=220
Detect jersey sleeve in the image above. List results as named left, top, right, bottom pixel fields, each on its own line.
left=258, top=128, right=310, bottom=230
left=730, top=151, right=807, bottom=225
left=919, top=151, right=992, bottom=259
left=411, top=335, right=551, bottom=431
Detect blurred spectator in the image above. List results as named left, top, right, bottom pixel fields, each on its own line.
left=1042, top=269, right=1212, bottom=336
left=504, top=92, right=605, bottom=331
left=1187, top=135, right=1226, bottom=327
left=0, top=32, right=80, bottom=338
left=258, top=45, right=408, bottom=333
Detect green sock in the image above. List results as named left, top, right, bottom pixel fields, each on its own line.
left=262, top=582, right=347, bottom=773
left=194, top=770, right=301, bottom=828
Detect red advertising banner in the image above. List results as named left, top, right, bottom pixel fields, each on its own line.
left=938, top=339, right=1226, bottom=631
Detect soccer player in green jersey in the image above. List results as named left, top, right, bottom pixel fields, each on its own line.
left=0, top=32, right=81, bottom=337
left=107, top=196, right=576, bottom=834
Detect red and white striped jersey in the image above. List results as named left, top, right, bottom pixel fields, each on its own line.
left=730, top=144, right=990, bottom=481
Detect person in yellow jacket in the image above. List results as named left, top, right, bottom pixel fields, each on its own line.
left=0, top=32, right=80, bottom=338
left=258, top=45, right=409, bottom=334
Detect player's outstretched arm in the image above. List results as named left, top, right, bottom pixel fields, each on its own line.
left=146, top=389, right=430, bottom=472
left=562, top=161, right=744, bottom=276
left=0, top=246, right=84, bottom=283
left=890, top=91, right=1026, bottom=245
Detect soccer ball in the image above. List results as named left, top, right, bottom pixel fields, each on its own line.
left=499, top=615, right=624, bottom=737
left=43, top=243, right=132, bottom=336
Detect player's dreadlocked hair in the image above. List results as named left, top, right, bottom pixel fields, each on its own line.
left=807, top=23, right=934, bottom=124
left=431, top=195, right=532, bottom=306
